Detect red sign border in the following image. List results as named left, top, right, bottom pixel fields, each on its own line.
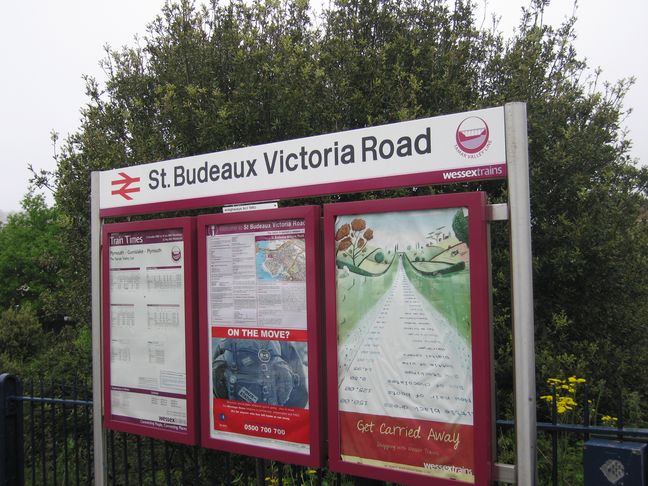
left=99, top=164, right=506, bottom=218
left=197, top=206, right=324, bottom=467
left=323, top=192, right=493, bottom=485
left=102, top=217, right=198, bottom=445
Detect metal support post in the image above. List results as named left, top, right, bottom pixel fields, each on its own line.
left=91, top=172, right=108, bottom=485
left=505, top=102, right=537, bottom=484
left=0, top=373, right=24, bottom=486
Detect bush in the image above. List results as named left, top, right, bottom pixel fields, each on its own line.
left=0, top=305, right=46, bottom=374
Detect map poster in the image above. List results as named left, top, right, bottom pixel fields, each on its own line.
left=198, top=207, right=323, bottom=465
left=102, top=218, right=197, bottom=444
left=324, top=193, right=492, bottom=485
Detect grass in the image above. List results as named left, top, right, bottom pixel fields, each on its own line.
left=402, top=256, right=471, bottom=342
left=335, top=257, right=399, bottom=343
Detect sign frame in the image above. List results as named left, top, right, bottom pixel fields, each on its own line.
left=91, top=104, right=536, bottom=485
left=197, top=206, right=324, bottom=467
left=323, top=192, right=493, bottom=485
left=101, top=217, right=198, bottom=445
left=99, top=107, right=506, bottom=218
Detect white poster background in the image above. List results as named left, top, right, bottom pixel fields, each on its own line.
left=100, top=107, right=505, bottom=210
left=108, top=230, right=188, bottom=429
left=206, top=219, right=310, bottom=453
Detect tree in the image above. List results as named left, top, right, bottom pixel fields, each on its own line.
left=0, top=193, right=66, bottom=327
left=335, top=219, right=376, bottom=267
left=452, top=209, right=468, bottom=245
left=0, top=191, right=93, bottom=382
left=0, top=305, right=46, bottom=373
left=47, top=0, right=648, bottom=417
left=480, top=5, right=648, bottom=416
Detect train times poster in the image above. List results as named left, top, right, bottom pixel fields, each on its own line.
left=102, top=218, right=197, bottom=444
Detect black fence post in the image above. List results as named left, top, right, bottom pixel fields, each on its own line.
left=255, top=458, right=265, bottom=486
left=550, top=384, right=558, bottom=486
left=0, top=373, right=24, bottom=486
left=353, top=477, right=383, bottom=486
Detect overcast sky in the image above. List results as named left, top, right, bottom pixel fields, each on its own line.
left=1, top=0, right=646, bottom=213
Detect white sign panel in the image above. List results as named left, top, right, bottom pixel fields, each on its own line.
left=108, top=228, right=188, bottom=432
left=100, top=107, right=505, bottom=211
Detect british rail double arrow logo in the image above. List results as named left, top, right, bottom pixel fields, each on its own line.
left=111, top=172, right=141, bottom=200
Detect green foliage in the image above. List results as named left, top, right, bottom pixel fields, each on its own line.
left=452, top=209, right=468, bottom=245
left=483, top=5, right=648, bottom=416
left=0, top=305, right=46, bottom=373
left=0, top=305, right=91, bottom=383
left=29, top=325, right=93, bottom=384
left=0, top=192, right=90, bottom=382
left=0, top=193, right=65, bottom=326
left=37, top=0, right=648, bottom=427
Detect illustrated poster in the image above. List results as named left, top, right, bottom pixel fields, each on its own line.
left=108, top=228, right=188, bottom=432
left=335, top=208, right=475, bottom=482
left=206, top=219, right=310, bottom=454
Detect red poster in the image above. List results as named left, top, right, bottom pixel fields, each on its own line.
left=209, top=328, right=310, bottom=450
left=198, top=207, right=323, bottom=467
left=340, top=412, right=474, bottom=475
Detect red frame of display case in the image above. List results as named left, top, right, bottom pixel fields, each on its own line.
left=102, top=217, right=198, bottom=445
left=197, top=206, right=324, bottom=467
left=323, top=192, right=493, bottom=485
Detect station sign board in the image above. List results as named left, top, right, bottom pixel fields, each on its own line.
left=323, top=193, right=492, bottom=485
left=99, top=107, right=505, bottom=217
left=197, top=206, right=323, bottom=466
left=102, top=218, right=198, bottom=444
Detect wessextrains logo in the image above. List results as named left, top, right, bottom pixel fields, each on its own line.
left=455, top=117, right=492, bottom=158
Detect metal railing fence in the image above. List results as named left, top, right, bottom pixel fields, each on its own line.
left=2, top=373, right=647, bottom=486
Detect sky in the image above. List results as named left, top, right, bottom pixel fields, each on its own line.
left=337, top=208, right=458, bottom=251
left=1, top=0, right=646, bottom=214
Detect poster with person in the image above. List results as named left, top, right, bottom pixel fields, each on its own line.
left=198, top=207, right=323, bottom=466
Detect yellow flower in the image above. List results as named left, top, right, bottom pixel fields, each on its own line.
left=307, top=469, right=318, bottom=475
left=540, top=395, right=553, bottom=402
left=601, top=415, right=619, bottom=426
left=567, top=376, right=586, bottom=384
left=547, top=378, right=562, bottom=385
left=551, top=395, right=577, bottom=413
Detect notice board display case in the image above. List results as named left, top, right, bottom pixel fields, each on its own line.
left=323, top=193, right=493, bottom=485
left=197, top=206, right=324, bottom=467
left=102, top=217, right=198, bottom=444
